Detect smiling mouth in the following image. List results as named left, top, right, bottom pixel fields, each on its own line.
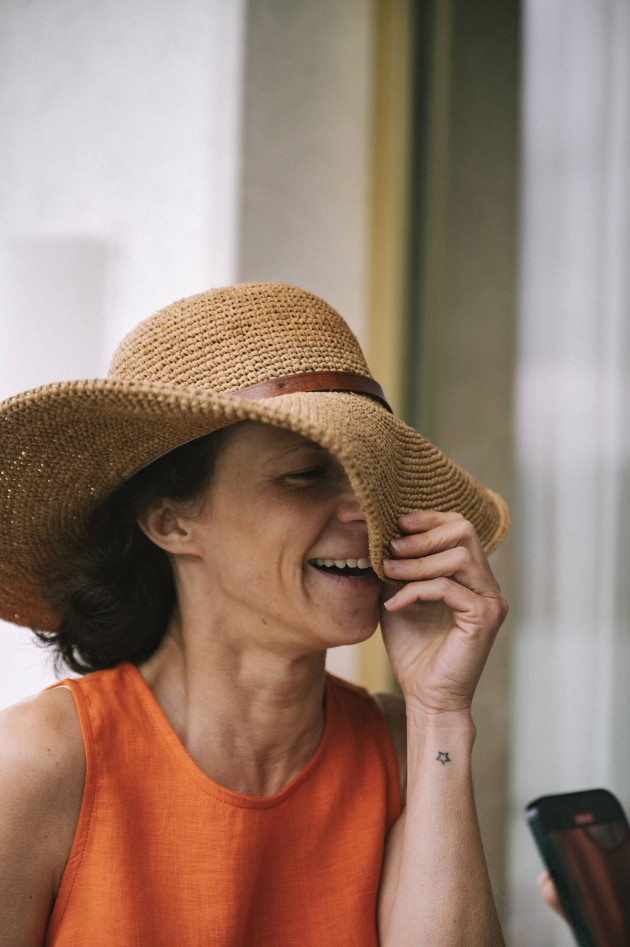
left=309, top=557, right=375, bottom=579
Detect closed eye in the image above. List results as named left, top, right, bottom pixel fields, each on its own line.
left=281, top=466, right=327, bottom=485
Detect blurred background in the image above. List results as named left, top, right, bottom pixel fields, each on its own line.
left=1, top=0, right=629, bottom=942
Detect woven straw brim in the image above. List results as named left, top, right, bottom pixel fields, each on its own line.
left=0, top=378, right=509, bottom=632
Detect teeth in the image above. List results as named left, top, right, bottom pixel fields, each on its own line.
left=313, top=557, right=372, bottom=570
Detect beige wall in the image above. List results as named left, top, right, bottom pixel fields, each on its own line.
left=236, top=0, right=377, bottom=682
left=237, top=0, right=374, bottom=341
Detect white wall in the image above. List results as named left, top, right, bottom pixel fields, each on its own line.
left=0, top=0, right=245, bottom=351
left=0, top=0, right=245, bottom=706
left=509, top=0, right=630, bottom=942
left=0, top=0, right=376, bottom=703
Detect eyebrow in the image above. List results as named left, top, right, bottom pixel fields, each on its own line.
left=261, top=442, right=326, bottom=465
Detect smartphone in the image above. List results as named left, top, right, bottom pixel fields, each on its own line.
left=525, top=788, right=630, bottom=947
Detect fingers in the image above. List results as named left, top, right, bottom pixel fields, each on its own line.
left=383, top=575, right=506, bottom=635
left=384, top=545, right=496, bottom=597
left=538, top=872, right=565, bottom=919
left=383, top=510, right=501, bottom=597
left=390, top=512, right=489, bottom=567
left=379, top=512, right=508, bottom=710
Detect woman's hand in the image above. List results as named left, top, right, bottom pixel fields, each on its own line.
left=377, top=511, right=507, bottom=945
left=538, top=872, right=566, bottom=919
left=379, top=510, right=508, bottom=713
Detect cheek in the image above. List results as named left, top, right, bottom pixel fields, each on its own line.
left=200, top=489, right=328, bottom=588
left=213, top=520, right=292, bottom=587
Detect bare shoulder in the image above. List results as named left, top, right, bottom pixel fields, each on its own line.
left=372, top=691, right=407, bottom=803
left=0, top=685, right=85, bottom=806
left=0, top=686, right=84, bottom=946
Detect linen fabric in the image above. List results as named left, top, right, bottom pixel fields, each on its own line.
left=44, top=663, right=402, bottom=947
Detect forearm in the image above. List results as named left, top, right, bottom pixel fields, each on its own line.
left=379, top=705, right=504, bottom=946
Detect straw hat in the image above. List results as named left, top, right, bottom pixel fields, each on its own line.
left=0, top=282, right=509, bottom=632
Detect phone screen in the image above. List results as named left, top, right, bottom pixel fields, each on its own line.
left=547, top=819, right=630, bottom=945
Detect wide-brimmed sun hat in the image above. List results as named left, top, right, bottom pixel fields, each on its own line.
left=0, top=282, right=509, bottom=631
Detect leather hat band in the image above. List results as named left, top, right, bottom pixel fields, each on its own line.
left=230, top=370, right=392, bottom=413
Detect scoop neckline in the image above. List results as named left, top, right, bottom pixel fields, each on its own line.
left=121, top=662, right=334, bottom=810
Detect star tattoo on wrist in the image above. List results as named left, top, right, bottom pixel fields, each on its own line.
left=436, top=751, right=451, bottom=765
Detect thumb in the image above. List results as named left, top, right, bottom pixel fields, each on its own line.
left=538, top=872, right=565, bottom=920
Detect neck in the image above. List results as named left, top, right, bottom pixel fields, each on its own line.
left=139, top=616, right=327, bottom=797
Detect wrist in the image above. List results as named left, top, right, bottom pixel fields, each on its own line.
left=405, top=709, right=477, bottom=800
left=405, top=702, right=477, bottom=765
left=405, top=697, right=476, bottom=734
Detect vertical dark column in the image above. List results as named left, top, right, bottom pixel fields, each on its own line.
left=404, top=0, right=520, bottom=914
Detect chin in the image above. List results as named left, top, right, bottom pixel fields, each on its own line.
left=324, top=617, right=379, bottom=649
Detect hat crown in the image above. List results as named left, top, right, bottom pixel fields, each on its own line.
left=108, top=282, right=372, bottom=393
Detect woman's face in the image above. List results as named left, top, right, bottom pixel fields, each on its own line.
left=179, top=421, right=381, bottom=655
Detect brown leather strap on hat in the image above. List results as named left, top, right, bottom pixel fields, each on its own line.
left=230, top=371, right=392, bottom=412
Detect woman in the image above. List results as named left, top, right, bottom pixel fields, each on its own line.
left=0, top=282, right=509, bottom=945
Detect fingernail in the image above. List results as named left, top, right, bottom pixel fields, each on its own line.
left=389, top=539, right=402, bottom=552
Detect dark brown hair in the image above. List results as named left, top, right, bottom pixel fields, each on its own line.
left=37, top=428, right=233, bottom=674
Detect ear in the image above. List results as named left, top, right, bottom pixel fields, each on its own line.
left=137, top=499, right=193, bottom=555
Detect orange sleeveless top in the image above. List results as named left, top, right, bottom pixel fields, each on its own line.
left=45, top=663, right=401, bottom=946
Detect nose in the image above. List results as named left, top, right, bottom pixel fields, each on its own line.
left=335, top=477, right=366, bottom=524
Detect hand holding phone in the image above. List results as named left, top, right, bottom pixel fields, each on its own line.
left=526, top=788, right=630, bottom=947
left=538, top=869, right=565, bottom=918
